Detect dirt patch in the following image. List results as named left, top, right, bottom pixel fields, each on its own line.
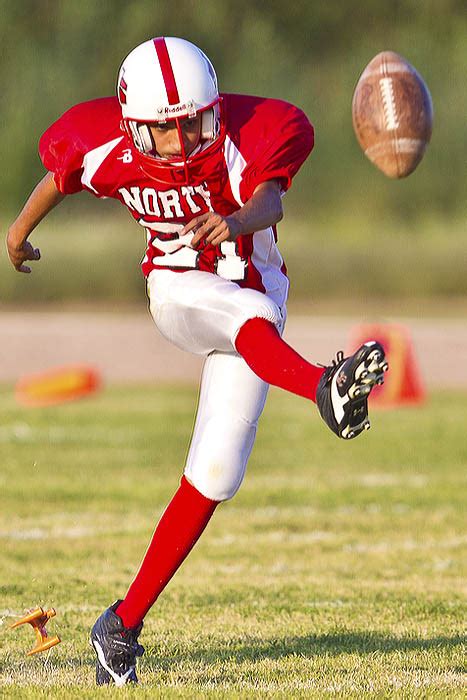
left=1, top=310, right=464, bottom=388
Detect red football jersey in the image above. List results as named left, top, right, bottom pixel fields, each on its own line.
left=39, top=94, right=314, bottom=294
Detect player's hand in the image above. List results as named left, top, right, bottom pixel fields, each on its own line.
left=183, top=213, right=242, bottom=248
left=6, top=234, right=41, bottom=274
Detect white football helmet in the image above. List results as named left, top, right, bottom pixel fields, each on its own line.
left=117, top=37, right=223, bottom=182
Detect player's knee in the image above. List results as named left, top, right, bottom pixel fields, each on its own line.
left=232, top=288, right=283, bottom=338
left=184, top=415, right=257, bottom=501
left=187, top=464, right=244, bottom=502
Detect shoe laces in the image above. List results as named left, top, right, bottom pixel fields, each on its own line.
left=121, top=626, right=144, bottom=659
left=318, top=350, right=344, bottom=370
left=331, top=350, right=345, bottom=366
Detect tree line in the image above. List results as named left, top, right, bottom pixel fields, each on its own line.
left=2, top=0, right=466, bottom=222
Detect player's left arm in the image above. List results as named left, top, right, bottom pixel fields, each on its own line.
left=183, top=179, right=283, bottom=248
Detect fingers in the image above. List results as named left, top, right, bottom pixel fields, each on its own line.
left=28, top=247, right=41, bottom=262
left=184, top=213, right=240, bottom=248
left=205, top=225, right=230, bottom=246
left=190, top=223, right=211, bottom=247
left=190, top=214, right=232, bottom=248
left=192, top=221, right=228, bottom=247
left=181, top=213, right=210, bottom=236
left=18, top=247, right=40, bottom=273
left=189, top=228, right=204, bottom=248
left=9, top=243, right=41, bottom=273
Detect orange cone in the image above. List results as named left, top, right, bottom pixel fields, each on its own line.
left=348, top=323, right=426, bottom=407
left=15, top=365, right=101, bottom=407
left=10, top=607, right=61, bottom=656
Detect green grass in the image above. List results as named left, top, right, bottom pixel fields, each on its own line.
left=0, top=385, right=465, bottom=697
left=2, top=208, right=467, bottom=306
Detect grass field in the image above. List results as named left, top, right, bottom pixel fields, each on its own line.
left=2, top=210, right=467, bottom=305
left=0, top=385, right=465, bottom=697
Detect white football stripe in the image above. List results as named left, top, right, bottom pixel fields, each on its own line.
left=365, top=139, right=426, bottom=157
left=361, top=63, right=412, bottom=79
left=379, top=78, right=399, bottom=130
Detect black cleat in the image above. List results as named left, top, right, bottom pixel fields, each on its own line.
left=316, top=341, right=388, bottom=439
left=90, top=600, right=144, bottom=686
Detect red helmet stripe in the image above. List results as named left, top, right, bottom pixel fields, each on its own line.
left=118, top=75, right=127, bottom=104
left=154, top=37, right=180, bottom=105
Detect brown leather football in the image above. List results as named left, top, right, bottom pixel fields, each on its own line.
left=352, top=51, right=433, bottom=178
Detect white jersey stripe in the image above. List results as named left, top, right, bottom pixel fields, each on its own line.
left=81, top=137, right=124, bottom=194
left=223, top=136, right=288, bottom=305
left=250, top=227, right=289, bottom=309
left=223, top=135, right=246, bottom=206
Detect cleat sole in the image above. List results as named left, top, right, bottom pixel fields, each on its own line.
left=317, top=339, right=388, bottom=441
left=349, top=383, right=371, bottom=399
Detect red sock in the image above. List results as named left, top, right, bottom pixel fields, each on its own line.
left=235, top=317, right=325, bottom=402
left=116, top=476, right=218, bottom=629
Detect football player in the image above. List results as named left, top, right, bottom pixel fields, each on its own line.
left=7, top=37, right=388, bottom=685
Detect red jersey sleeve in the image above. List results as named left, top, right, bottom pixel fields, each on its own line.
left=224, top=95, right=314, bottom=202
left=39, top=97, right=123, bottom=195
left=242, top=107, right=313, bottom=198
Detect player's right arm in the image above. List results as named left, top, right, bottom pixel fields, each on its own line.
left=6, top=172, right=65, bottom=273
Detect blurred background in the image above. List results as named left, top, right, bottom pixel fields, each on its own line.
left=2, top=8, right=465, bottom=692
left=1, top=0, right=466, bottom=309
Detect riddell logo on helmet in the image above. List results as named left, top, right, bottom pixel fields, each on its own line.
left=157, top=101, right=196, bottom=117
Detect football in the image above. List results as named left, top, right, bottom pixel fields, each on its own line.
left=352, top=51, right=433, bottom=178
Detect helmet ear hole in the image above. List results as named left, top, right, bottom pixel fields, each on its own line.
left=137, top=124, right=155, bottom=153
left=201, top=107, right=220, bottom=141
left=201, top=110, right=214, bottom=140
left=128, top=122, right=155, bottom=154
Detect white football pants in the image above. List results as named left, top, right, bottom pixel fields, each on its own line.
left=147, top=269, right=287, bottom=501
